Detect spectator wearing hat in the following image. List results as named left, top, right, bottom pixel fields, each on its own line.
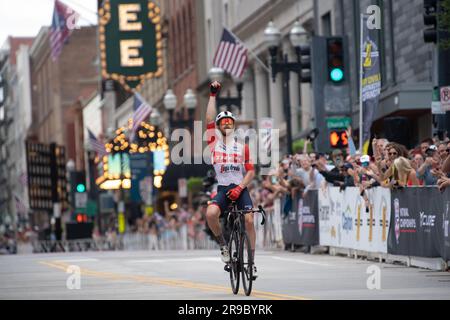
left=417, top=145, right=440, bottom=186
left=353, top=155, right=382, bottom=190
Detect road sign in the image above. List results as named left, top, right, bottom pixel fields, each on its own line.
left=99, top=193, right=115, bottom=213
left=441, top=86, right=450, bottom=111
left=86, top=200, right=98, bottom=217
left=432, top=87, right=444, bottom=114
left=326, top=117, right=351, bottom=129
left=75, top=192, right=87, bottom=210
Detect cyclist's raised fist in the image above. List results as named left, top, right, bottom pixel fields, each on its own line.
left=210, top=81, right=222, bottom=96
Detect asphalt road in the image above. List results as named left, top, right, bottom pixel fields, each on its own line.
left=1, top=249, right=449, bottom=300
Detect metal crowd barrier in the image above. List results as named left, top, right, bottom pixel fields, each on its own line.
left=31, top=229, right=219, bottom=253
left=31, top=213, right=287, bottom=253
left=254, top=203, right=284, bottom=249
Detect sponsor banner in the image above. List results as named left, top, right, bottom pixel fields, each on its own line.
left=360, top=15, right=381, bottom=149
left=281, top=196, right=297, bottom=246
left=130, top=153, right=152, bottom=202
left=281, top=191, right=319, bottom=246
left=388, top=188, right=444, bottom=258
left=443, top=195, right=450, bottom=261
left=297, top=190, right=319, bottom=246
left=318, top=186, right=390, bottom=253
left=441, top=86, right=450, bottom=112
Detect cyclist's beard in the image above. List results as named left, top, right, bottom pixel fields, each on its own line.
left=220, top=127, right=234, bottom=137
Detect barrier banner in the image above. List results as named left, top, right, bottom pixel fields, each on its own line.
left=281, top=191, right=319, bottom=246
left=443, top=194, right=450, bottom=261
left=388, top=188, right=444, bottom=258
left=282, top=196, right=298, bottom=246
left=318, top=187, right=390, bottom=252
left=297, top=190, right=319, bottom=246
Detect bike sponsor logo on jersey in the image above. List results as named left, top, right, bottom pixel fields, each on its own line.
left=220, top=164, right=241, bottom=174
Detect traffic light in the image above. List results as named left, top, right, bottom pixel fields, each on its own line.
left=423, top=0, right=438, bottom=43
left=76, top=214, right=88, bottom=223
left=329, top=129, right=348, bottom=149
left=69, top=171, right=86, bottom=212
left=296, top=45, right=312, bottom=83
left=326, top=37, right=345, bottom=83
left=76, top=183, right=86, bottom=193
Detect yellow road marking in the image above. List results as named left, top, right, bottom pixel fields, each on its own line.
left=39, top=260, right=311, bottom=300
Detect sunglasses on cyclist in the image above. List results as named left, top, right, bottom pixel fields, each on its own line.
left=219, top=118, right=234, bottom=126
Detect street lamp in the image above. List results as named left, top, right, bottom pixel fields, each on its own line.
left=163, top=88, right=197, bottom=130
left=264, top=20, right=311, bottom=155
left=163, top=89, right=177, bottom=111
left=208, top=67, right=225, bottom=83
left=208, top=67, right=243, bottom=114
left=184, top=89, right=197, bottom=110
left=150, top=108, right=161, bottom=126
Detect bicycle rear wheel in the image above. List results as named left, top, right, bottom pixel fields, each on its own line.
left=240, top=232, right=253, bottom=296
left=228, top=230, right=240, bottom=294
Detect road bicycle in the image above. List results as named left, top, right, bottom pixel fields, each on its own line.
left=224, top=202, right=266, bottom=296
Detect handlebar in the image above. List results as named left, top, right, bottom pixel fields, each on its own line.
left=227, top=203, right=266, bottom=225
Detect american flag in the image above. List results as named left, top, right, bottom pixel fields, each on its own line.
left=88, top=129, right=108, bottom=157
left=50, top=0, right=76, bottom=61
left=213, top=28, right=248, bottom=78
left=14, top=195, right=27, bottom=215
left=130, top=92, right=153, bottom=141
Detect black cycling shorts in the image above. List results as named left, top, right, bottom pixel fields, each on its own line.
left=209, top=184, right=253, bottom=216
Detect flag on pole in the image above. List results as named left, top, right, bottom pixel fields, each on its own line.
left=14, top=195, right=27, bottom=215
left=130, top=92, right=153, bottom=141
left=213, top=28, right=248, bottom=78
left=50, top=0, right=77, bottom=61
left=88, top=129, right=107, bottom=157
left=359, top=15, right=381, bottom=154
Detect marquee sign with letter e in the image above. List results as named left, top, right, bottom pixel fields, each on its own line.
left=99, top=0, right=163, bottom=91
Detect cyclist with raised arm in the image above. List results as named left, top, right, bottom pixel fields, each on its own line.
left=205, top=81, right=258, bottom=279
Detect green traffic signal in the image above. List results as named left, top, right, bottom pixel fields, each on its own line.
left=76, top=183, right=86, bottom=193
left=330, top=68, right=344, bottom=82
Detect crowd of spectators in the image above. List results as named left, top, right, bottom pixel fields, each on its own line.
left=245, top=129, right=450, bottom=217
left=5, top=130, right=450, bottom=253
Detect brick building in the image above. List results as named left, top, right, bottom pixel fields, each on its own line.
left=29, top=26, right=99, bottom=170
left=167, top=0, right=204, bottom=124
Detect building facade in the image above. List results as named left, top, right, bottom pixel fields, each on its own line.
left=0, top=37, right=34, bottom=229
left=29, top=26, right=98, bottom=160
left=326, top=0, right=434, bottom=145
left=201, top=0, right=315, bottom=155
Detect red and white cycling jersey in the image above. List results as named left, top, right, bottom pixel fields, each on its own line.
left=206, top=122, right=254, bottom=186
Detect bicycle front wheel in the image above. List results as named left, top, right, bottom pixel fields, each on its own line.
left=229, top=230, right=240, bottom=295
left=240, top=232, right=253, bottom=296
